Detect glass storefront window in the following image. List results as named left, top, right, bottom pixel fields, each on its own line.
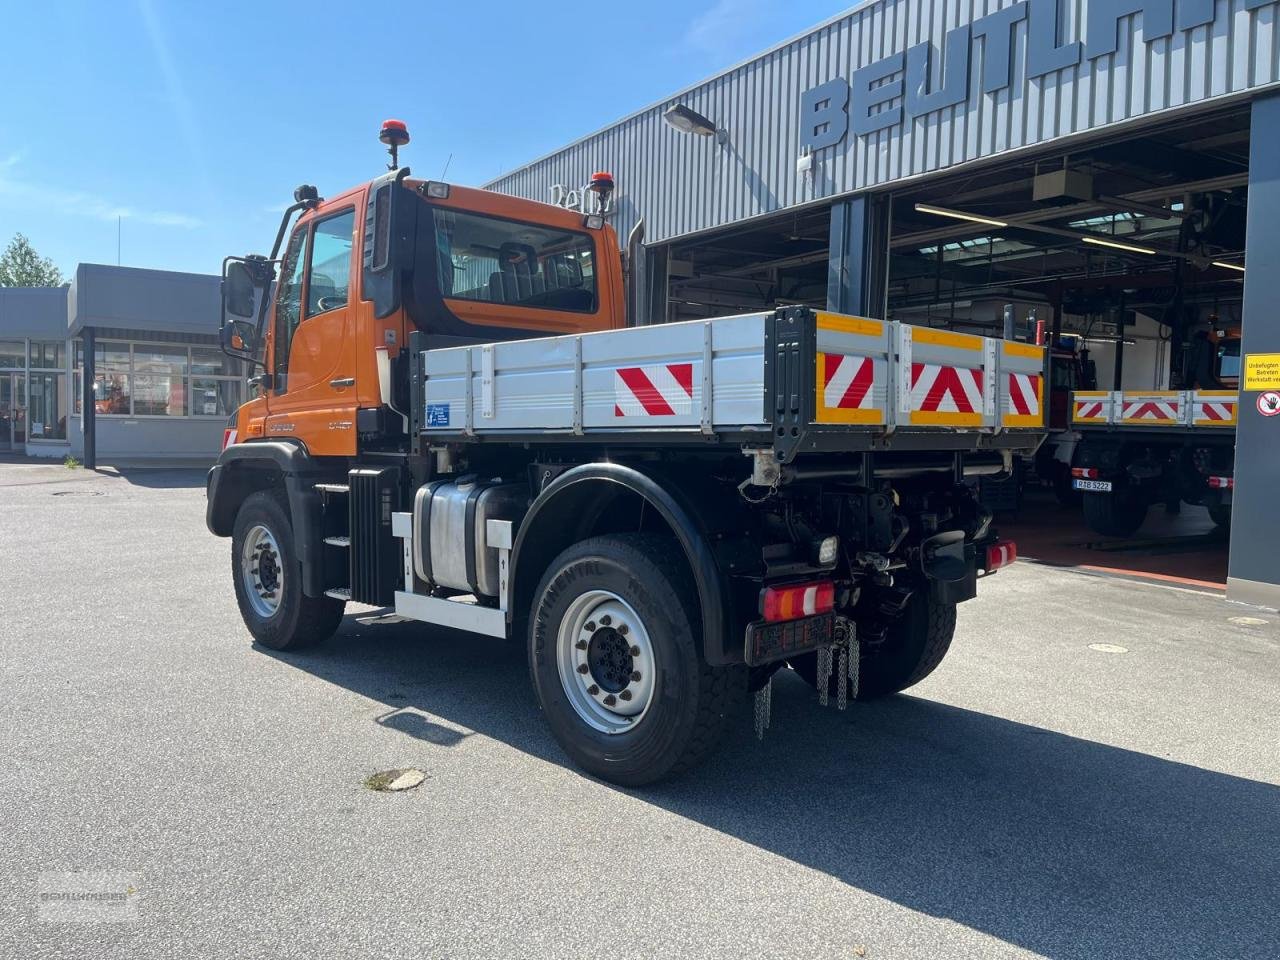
left=133, top=376, right=185, bottom=416
left=27, top=372, right=67, bottom=440
left=30, top=341, right=66, bottom=370
left=191, top=347, right=239, bottom=377
left=190, top=378, right=241, bottom=417
left=0, top=340, right=23, bottom=369
left=133, top=344, right=188, bottom=376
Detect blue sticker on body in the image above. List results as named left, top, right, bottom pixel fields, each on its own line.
left=426, top=403, right=451, bottom=427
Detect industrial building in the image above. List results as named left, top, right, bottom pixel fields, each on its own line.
left=486, top=0, right=1280, bottom=607
left=0, top=264, right=239, bottom=462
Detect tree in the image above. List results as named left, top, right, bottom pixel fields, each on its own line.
left=0, top=234, right=63, bottom=287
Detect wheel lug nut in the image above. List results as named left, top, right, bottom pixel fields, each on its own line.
left=603, top=694, right=617, bottom=706
left=600, top=615, right=612, bottom=627
left=575, top=640, right=587, bottom=651
left=618, top=624, right=629, bottom=636
left=619, top=690, right=633, bottom=701
left=588, top=685, right=600, bottom=696
left=577, top=664, right=589, bottom=674
left=630, top=647, right=640, bottom=658
left=631, top=671, right=641, bottom=682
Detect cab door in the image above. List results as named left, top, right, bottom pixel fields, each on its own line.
left=265, top=207, right=359, bottom=455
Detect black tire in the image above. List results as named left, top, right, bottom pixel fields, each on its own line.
left=1210, top=505, right=1233, bottom=529
left=1082, top=489, right=1148, bottom=537
left=792, top=591, right=957, bottom=702
left=528, top=534, right=745, bottom=787
left=231, top=490, right=344, bottom=651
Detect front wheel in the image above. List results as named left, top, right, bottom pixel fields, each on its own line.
left=793, top=591, right=957, bottom=701
left=528, top=534, right=744, bottom=787
left=231, top=490, right=345, bottom=651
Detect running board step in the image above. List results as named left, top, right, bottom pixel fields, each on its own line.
left=315, top=483, right=349, bottom=494
left=325, top=588, right=352, bottom=601
left=323, top=536, right=351, bottom=547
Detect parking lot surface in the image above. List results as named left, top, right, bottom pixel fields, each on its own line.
left=3, top=465, right=1278, bottom=959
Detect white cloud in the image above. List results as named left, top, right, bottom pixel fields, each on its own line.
left=0, top=159, right=202, bottom=229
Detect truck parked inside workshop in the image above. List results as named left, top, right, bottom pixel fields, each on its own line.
left=206, top=122, right=1043, bottom=785
left=1070, top=328, right=1239, bottom=537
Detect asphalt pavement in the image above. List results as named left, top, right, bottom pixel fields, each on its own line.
left=2, top=464, right=1278, bottom=959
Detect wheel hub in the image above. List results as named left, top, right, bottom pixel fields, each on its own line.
left=556, top=590, right=656, bottom=735
left=241, top=524, right=284, bottom=619
left=587, top=628, right=634, bottom=693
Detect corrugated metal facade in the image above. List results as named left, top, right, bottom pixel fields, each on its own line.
left=487, top=0, right=1279, bottom=246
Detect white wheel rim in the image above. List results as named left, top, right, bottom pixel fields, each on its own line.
left=555, top=590, right=657, bottom=735
left=241, top=524, right=283, bottom=619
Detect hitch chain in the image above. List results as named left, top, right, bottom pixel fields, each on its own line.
left=754, top=618, right=860, bottom=742
left=822, top=617, right=859, bottom=712
left=753, top=676, right=773, bottom=740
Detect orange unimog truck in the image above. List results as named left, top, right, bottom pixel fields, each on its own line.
left=207, top=121, right=1044, bottom=785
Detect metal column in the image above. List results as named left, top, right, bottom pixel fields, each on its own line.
left=827, top=194, right=890, bottom=318
left=81, top=326, right=96, bottom=470
left=1228, top=92, right=1280, bottom=608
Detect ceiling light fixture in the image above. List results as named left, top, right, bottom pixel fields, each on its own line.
left=1081, top=236, right=1157, bottom=256
left=914, top=203, right=1008, bottom=229
left=1212, top=260, right=1246, bottom=274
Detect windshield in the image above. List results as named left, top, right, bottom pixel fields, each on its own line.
left=433, top=208, right=597, bottom=313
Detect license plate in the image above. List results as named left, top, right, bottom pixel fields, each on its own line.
left=1074, top=479, right=1113, bottom=492
left=745, top=613, right=835, bottom=667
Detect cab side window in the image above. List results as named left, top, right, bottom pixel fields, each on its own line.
left=273, top=227, right=309, bottom=387
left=306, top=210, right=355, bottom=317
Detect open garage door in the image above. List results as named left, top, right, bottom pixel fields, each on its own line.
left=883, top=107, right=1251, bottom=590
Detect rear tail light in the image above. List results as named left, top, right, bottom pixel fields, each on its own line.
left=761, top=581, right=835, bottom=623
left=222, top=428, right=237, bottom=451
left=1072, top=467, right=1099, bottom=480
left=1208, top=476, right=1234, bottom=490
left=985, top=541, right=1017, bottom=573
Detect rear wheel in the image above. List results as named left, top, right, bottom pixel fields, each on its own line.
left=1210, top=505, right=1233, bottom=529
left=1082, top=489, right=1148, bottom=537
left=528, top=534, right=744, bottom=787
left=231, top=490, right=344, bottom=651
left=792, top=591, right=957, bottom=701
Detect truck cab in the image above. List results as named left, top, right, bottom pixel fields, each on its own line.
left=224, top=168, right=625, bottom=458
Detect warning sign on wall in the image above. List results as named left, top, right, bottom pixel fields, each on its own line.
left=1245, top=353, right=1280, bottom=391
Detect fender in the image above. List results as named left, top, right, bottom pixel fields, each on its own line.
left=206, top=440, right=331, bottom=597
left=508, top=461, right=753, bottom=666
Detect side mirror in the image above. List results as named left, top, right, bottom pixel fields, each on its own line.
left=221, top=320, right=258, bottom=358
left=224, top=261, right=257, bottom=318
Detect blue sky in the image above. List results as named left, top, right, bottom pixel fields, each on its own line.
left=0, top=0, right=850, bottom=279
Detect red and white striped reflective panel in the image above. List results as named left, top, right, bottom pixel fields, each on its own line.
left=910, top=363, right=983, bottom=413
left=1122, top=398, right=1180, bottom=421
left=1208, top=476, right=1235, bottom=490
left=1075, top=400, right=1105, bottom=421
left=1007, top=373, right=1042, bottom=418
left=822, top=355, right=874, bottom=411
left=986, top=541, right=1017, bottom=572
left=614, top=363, right=694, bottom=417
left=1196, top=400, right=1236, bottom=423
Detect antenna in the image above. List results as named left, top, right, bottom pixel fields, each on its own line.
left=440, top=153, right=453, bottom=180
left=117, top=216, right=121, bottom=266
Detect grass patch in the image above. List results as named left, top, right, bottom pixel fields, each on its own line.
left=63, top=455, right=81, bottom=469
